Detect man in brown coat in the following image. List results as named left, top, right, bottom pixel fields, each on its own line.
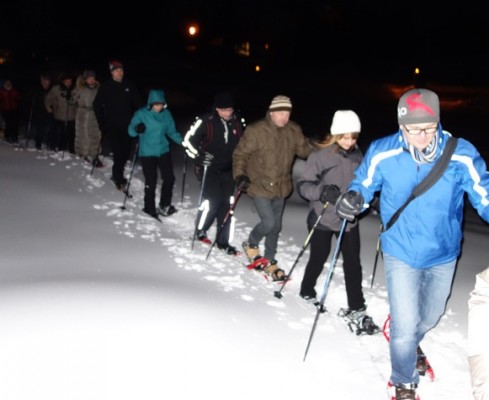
left=233, top=95, right=312, bottom=280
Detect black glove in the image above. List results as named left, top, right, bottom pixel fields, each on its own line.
left=135, top=122, right=146, bottom=134
left=196, top=151, right=214, bottom=166
left=235, top=175, right=251, bottom=191
left=335, top=190, right=364, bottom=222
left=319, top=184, right=341, bottom=205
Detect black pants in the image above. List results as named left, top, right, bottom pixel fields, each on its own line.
left=50, top=120, right=75, bottom=152
left=2, top=110, right=20, bottom=143
left=300, top=224, right=365, bottom=310
left=32, top=120, right=53, bottom=150
left=199, top=169, right=235, bottom=245
left=141, top=153, right=176, bottom=213
left=109, top=130, right=132, bottom=185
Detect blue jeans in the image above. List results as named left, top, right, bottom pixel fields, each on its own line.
left=383, top=253, right=456, bottom=385
left=249, top=197, right=285, bottom=260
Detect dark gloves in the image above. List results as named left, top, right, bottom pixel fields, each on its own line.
left=235, top=175, right=251, bottom=191
left=335, top=190, right=364, bottom=222
left=135, top=122, right=146, bottom=134
left=319, top=184, right=341, bottom=205
left=196, top=151, right=214, bottom=166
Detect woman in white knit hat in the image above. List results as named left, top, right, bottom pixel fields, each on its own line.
left=296, top=110, right=379, bottom=334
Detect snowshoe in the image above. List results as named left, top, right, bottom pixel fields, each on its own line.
left=242, top=241, right=261, bottom=262
left=245, top=256, right=269, bottom=271
left=338, top=307, right=380, bottom=335
left=158, top=205, right=177, bottom=217
left=262, top=259, right=286, bottom=282
left=217, top=243, right=240, bottom=256
left=417, top=346, right=435, bottom=381
left=301, top=294, right=326, bottom=313
left=142, top=208, right=162, bottom=222
left=387, top=381, right=419, bottom=400
left=197, top=230, right=212, bottom=245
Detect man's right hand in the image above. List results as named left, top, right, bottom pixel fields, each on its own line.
left=235, top=175, right=251, bottom=191
left=335, top=191, right=364, bottom=222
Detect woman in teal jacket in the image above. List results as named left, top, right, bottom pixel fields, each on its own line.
left=128, top=89, right=182, bottom=219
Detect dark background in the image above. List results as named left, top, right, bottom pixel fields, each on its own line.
left=2, top=0, right=489, bottom=158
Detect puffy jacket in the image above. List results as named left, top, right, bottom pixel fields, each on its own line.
left=233, top=113, right=312, bottom=198
left=93, top=78, right=142, bottom=132
left=128, top=90, right=182, bottom=157
left=297, top=144, right=363, bottom=232
left=45, top=83, right=77, bottom=121
left=349, top=126, right=489, bottom=268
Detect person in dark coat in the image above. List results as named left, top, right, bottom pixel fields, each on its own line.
left=183, top=92, right=245, bottom=255
left=93, top=60, right=143, bottom=191
left=30, top=74, right=54, bottom=150
left=0, top=78, right=22, bottom=144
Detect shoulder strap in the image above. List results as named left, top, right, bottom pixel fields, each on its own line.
left=385, top=137, right=458, bottom=231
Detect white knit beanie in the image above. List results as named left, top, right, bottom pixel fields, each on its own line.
left=330, top=110, right=361, bottom=135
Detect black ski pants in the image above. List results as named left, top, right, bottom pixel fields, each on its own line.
left=141, top=153, right=176, bottom=213
left=300, top=224, right=366, bottom=311
left=200, top=169, right=235, bottom=245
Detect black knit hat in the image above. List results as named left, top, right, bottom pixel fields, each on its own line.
left=213, top=91, right=234, bottom=109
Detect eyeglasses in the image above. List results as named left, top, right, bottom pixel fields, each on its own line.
left=403, top=125, right=438, bottom=136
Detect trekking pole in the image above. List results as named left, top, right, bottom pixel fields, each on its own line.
left=191, top=163, right=209, bottom=250
left=90, top=138, right=103, bottom=177
left=180, top=152, right=187, bottom=205
left=370, top=222, right=383, bottom=288
left=205, top=190, right=243, bottom=260
left=303, top=218, right=348, bottom=362
left=274, top=201, right=330, bottom=299
left=120, top=138, right=139, bottom=210
left=23, top=95, right=35, bottom=149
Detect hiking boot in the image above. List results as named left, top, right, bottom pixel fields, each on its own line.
left=416, top=346, right=428, bottom=376
left=338, top=306, right=367, bottom=321
left=217, top=243, right=239, bottom=255
left=197, top=230, right=211, bottom=245
left=388, top=381, right=419, bottom=400
left=158, top=205, right=177, bottom=217
left=338, top=307, right=380, bottom=335
left=112, top=177, right=128, bottom=191
left=263, top=259, right=286, bottom=281
left=301, top=294, right=319, bottom=305
left=242, top=241, right=261, bottom=262
left=142, top=208, right=161, bottom=221
left=94, top=157, right=104, bottom=168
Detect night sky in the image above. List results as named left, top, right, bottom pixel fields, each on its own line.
left=2, top=1, right=489, bottom=86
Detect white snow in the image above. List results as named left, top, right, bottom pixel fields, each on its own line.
left=1, top=141, right=487, bottom=400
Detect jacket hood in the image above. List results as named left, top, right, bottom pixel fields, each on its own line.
left=147, top=90, right=166, bottom=108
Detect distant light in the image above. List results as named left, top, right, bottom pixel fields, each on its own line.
left=188, top=25, right=198, bottom=36
left=414, top=67, right=420, bottom=75
left=255, top=65, right=261, bottom=73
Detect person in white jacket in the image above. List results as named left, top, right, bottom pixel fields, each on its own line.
left=468, top=266, right=489, bottom=400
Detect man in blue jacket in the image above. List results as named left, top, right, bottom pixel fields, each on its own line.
left=335, top=88, right=489, bottom=400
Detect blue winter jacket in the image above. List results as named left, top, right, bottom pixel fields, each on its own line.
left=349, top=126, right=489, bottom=269
left=128, top=90, right=182, bottom=156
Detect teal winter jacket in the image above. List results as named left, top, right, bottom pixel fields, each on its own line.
left=128, top=90, right=182, bottom=156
